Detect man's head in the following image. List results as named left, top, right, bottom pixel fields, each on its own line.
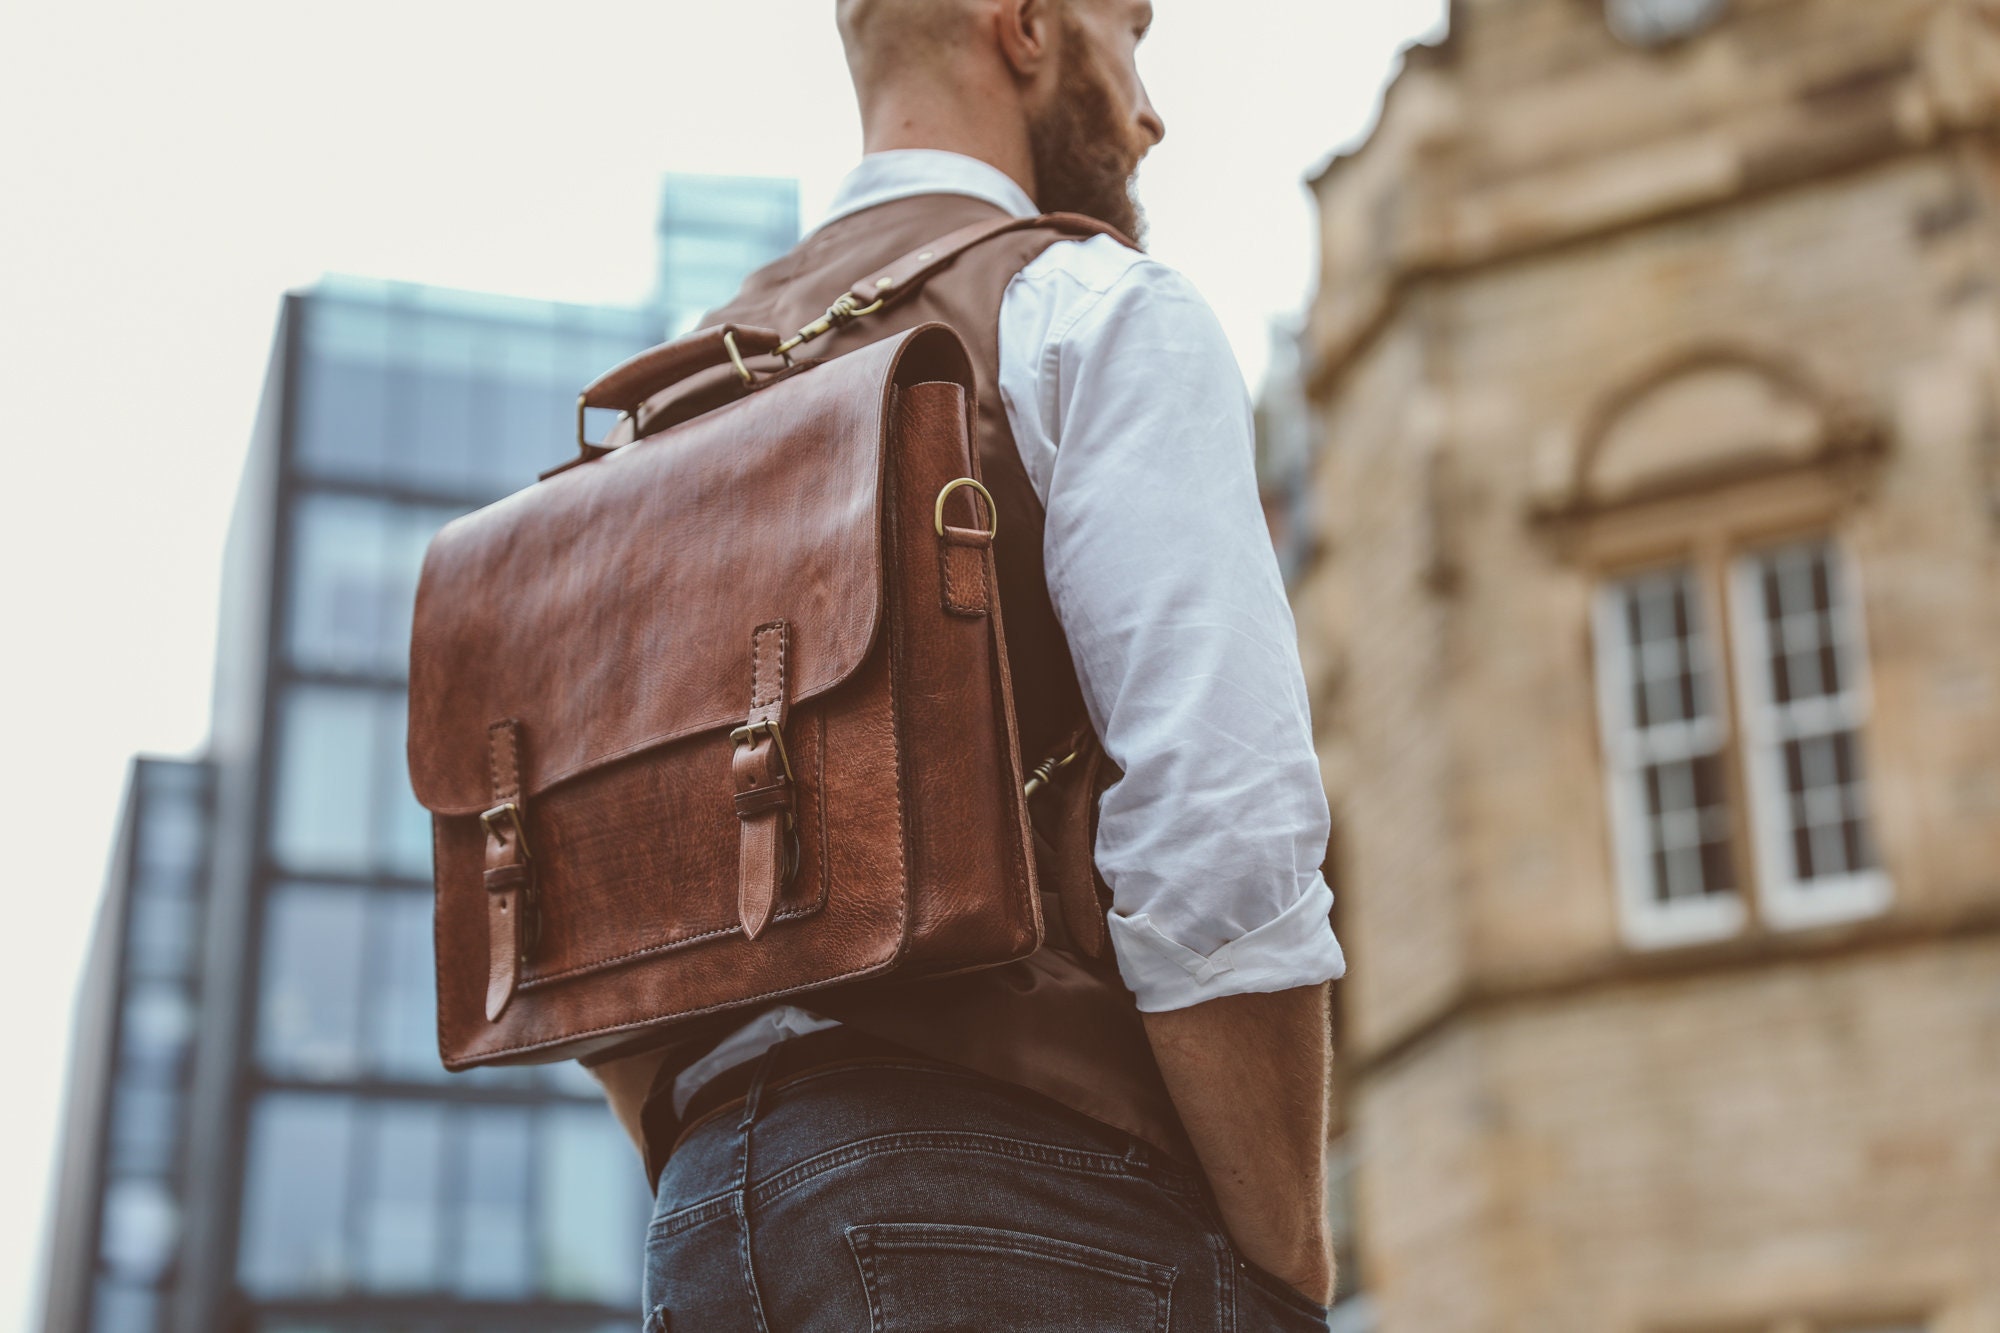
left=836, top=0, right=1164, bottom=244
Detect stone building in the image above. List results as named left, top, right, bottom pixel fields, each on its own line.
left=1297, top=1, right=2000, bottom=1330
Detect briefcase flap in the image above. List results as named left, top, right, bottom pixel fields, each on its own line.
left=407, top=330, right=926, bottom=816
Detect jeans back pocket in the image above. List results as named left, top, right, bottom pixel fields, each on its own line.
left=847, top=1222, right=1176, bottom=1332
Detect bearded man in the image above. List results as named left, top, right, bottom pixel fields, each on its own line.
left=590, top=2, right=1346, bottom=1327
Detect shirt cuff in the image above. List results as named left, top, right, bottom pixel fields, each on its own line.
left=1107, top=874, right=1347, bottom=1013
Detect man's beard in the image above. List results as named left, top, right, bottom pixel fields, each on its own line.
left=1026, top=20, right=1148, bottom=247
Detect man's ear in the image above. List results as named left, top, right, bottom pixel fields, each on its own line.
left=994, top=0, right=1057, bottom=80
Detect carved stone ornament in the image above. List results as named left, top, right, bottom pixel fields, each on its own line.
left=1605, top=0, right=1729, bottom=48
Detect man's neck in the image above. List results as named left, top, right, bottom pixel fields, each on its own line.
left=859, top=93, right=1038, bottom=207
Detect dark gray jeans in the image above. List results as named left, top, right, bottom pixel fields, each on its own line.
left=643, top=1048, right=1331, bottom=1332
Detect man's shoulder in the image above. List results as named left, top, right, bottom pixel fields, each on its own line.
left=1009, top=233, right=1214, bottom=341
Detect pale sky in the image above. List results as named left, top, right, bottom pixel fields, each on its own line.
left=0, top=1, right=1443, bottom=1326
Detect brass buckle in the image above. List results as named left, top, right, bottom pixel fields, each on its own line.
left=730, top=720, right=795, bottom=782
left=935, top=477, right=999, bottom=540
left=723, top=329, right=754, bottom=386
left=575, top=394, right=632, bottom=454
left=773, top=294, right=886, bottom=359
left=1023, top=748, right=1079, bottom=800
left=480, top=801, right=532, bottom=859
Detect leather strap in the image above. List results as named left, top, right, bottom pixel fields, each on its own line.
left=1042, top=725, right=1113, bottom=960
left=844, top=212, right=1131, bottom=309
left=732, top=621, right=793, bottom=941
left=938, top=524, right=992, bottom=617
left=482, top=719, right=533, bottom=1021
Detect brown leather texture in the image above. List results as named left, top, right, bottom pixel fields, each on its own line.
left=412, top=323, right=1043, bottom=1069
left=580, top=323, right=782, bottom=414
left=607, top=194, right=1194, bottom=1167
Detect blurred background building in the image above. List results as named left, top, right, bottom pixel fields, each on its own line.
left=1295, top=1, right=2000, bottom=1330
left=43, top=174, right=799, bottom=1333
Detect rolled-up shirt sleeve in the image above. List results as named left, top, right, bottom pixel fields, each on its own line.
left=999, top=239, right=1347, bottom=1013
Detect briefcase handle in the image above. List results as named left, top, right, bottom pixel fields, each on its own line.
left=563, top=211, right=1130, bottom=469
left=572, top=322, right=786, bottom=455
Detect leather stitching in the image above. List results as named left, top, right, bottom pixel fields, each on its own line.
left=517, top=711, right=829, bottom=991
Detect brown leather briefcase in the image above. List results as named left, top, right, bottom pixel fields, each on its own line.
left=407, top=219, right=1110, bottom=1071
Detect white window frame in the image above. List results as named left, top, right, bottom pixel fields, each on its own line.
left=1592, top=568, right=1747, bottom=949
left=1727, top=538, right=1892, bottom=930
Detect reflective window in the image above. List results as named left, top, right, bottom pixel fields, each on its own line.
left=270, top=685, right=430, bottom=880
left=119, top=984, right=196, bottom=1079
left=108, top=1084, right=180, bottom=1176
left=99, top=1178, right=180, bottom=1283
left=89, top=1279, right=161, bottom=1333
left=451, top=1106, right=533, bottom=1299
left=367, top=890, right=443, bottom=1081
left=296, top=356, right=393, bottom=486
left=1592, top=566, right=1744, bottom=947
left=239, top=1093, right=357, bottom=1298
left=125, top=894, right=199, bottom=981
left=1730, top=539, right=1890, bottom=929
left=258, top=885, right=367, bottom=1079
left=288, top=494, right=463, bottom=678
left=357, top=1102, right=446, bottom=1291
left=539, top=1105, right=643, bottom=1301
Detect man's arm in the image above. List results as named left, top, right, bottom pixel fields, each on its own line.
left=1143, top=985, right=1334, bottom=1304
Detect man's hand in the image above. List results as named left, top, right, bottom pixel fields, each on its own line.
left=1141, top=984, right=1335, bottom=1304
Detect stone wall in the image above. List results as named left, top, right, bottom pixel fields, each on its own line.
left=1301, top=1, right=2000, bottom=1328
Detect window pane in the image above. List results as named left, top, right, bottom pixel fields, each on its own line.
left=89, top=1279, right=161, bottom=1333
left=378, top=694, right=434, bottom=881
left=108, top=1084, right=180, bottom=1175
left=366, top=890, right=444, bottom=1081
left=120, top=983, right=196, bottom=1080
left=1601, top=566, right=1737, bottom=911
left=258, top=885, right=366, bottom=1080
left=538, top=1105, right=644, bottom=1302
left=296, top=355, right=392, bottom=485
left=99, top=1178, right=180, bottom=1283
left=126, top=893, right=199, bottom=981
left=239, top=1093, right=357, bottom=1297
left=1741, top=540, right=1882, bottom=898
left=449, top=1106, right=532, bottom=1299
left=272, top=686, right=376, bottom=875
left=288, top=495, right=389, bottom=673
left=357, top=1102, right=445, bottom=1291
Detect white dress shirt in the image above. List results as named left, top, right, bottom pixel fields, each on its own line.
left=672, top=150, right=1344, bottom=1116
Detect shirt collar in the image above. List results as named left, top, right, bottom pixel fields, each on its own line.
left=814, top=150, right=1038, bottom=234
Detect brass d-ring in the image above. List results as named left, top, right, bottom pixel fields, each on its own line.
left=722, top=329, right=754, bottom=386
left=935, top=477, right=998, bottom=540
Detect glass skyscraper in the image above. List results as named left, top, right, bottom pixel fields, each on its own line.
left=43, top=175, right=801, bottom=1333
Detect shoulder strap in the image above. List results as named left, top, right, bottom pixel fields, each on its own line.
left=841, top=211, right=1130, bottom=313
left=563, top=212, right=1130, bottom=470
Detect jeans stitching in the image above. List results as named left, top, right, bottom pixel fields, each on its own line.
left=745, top=1130, right=1188, bottom=1210
left=847, top=1223, right=1176, bottom=1332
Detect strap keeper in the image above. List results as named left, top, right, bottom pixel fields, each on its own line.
left=734, top=781, right=794, bottom=819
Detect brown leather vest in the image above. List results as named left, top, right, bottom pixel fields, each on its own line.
left=621, top=191, right=1190, bottom=1165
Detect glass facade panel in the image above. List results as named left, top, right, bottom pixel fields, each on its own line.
left=99, top=1178, right=180, bottom=1283
left=271, top=685, right=429, bottom=880
left=239, top=1093, right=358, bottom=1298
left=297, top=355, right=393, bottom=486
left=450, top=1107, right=533, bottom=1300
left=367, top=889, right=442, bottom=1080
left=357, top=1102, right=446, bottom=1291
left=125, top=893, right=199, bottom=980
left=539, top=1105, right=643, bottom=1302
left=89, top=1279, right=161, bottom=1333
left=272, top=686, right=377, bottom=875
left=108, top=1084, right=180, bottom=1175
left=259, top=884, right=367, bottom=1079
